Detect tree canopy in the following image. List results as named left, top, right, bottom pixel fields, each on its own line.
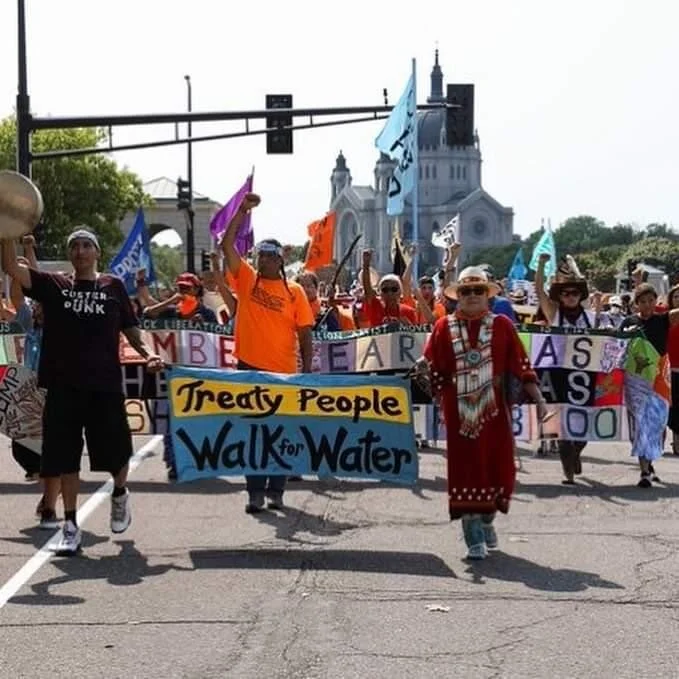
left=0, top=116, right=149, bottom=261
left=150, top=243, right=183, bottom=290
left=467, top=215, right=679, bottom=291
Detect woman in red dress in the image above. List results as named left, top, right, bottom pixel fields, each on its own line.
left=420, top=267, right=547, bottom=560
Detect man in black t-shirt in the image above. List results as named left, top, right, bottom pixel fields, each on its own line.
left=2, top=228, right=163, bottom=555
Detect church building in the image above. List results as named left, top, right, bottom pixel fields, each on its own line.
left=329, top=50, right=515, bottom=276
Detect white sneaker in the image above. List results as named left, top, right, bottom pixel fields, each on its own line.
left=53, top=520, right=82, bottom=555
left=110, top=489, right=132, bottom=533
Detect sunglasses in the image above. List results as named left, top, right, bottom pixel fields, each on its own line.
left=560, top=289, right=581, bottom=297
left=380, top=286, right=400, bottom=294
left=458, top=286, right=487, bottom=297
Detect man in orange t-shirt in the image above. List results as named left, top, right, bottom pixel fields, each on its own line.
left=403, top=275, right=447, bottom=324
left=221, top=193, right=314, bottom=513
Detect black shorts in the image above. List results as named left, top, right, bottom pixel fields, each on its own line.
left=41, top=387, right=133, bottom=477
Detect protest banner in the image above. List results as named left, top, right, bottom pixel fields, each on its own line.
left=0, top=363, right=44, bottom=439
left=0, top=319, right=662, bottom=445
left=167, top=367, right=418, bottom=484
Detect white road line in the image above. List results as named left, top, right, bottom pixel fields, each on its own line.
left=0, top=435, right=163, bottom=610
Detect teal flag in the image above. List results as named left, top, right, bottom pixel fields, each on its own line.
left=528, top=227, right=556, bottom=280
left=507, top=247, right=527, bottom=282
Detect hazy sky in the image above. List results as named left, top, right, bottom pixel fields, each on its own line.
left=1, top=0, right=678, bottom=248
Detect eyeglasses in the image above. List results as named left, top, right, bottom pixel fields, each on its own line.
left=458, top=286, right=487, bottom=297
left=560, top=289, right=581, bottom=297
left=380, top=286, right=400, bottom=294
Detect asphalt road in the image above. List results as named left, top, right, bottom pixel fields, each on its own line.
left=1, top=435, right=678, bottom=679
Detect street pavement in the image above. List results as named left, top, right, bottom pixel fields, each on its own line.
left=1, top=434, right=678, bottom=679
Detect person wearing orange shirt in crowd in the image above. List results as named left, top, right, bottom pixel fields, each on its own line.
left=297, top=271, right=355, bottom=332
left=350, top=283, right=371, bottom=329
left=400, top=245, right=447, bottom=324
left=361, top=249, right=417, bottom=327
left=221, top=192, right=314, bottom=513
left=404, top=274, right=447, bottom=324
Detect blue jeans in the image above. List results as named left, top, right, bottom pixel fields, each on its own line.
left=246, top=475, right=287, bottom=497
left=237, top=359, right=288, bottom=499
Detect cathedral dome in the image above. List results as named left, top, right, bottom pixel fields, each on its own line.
left=418, top=109, right=446, bottom=151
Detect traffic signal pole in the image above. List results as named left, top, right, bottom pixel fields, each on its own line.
left=14, top=0, right=459, bottom=269
left=16, top=0, right=30, bottom=177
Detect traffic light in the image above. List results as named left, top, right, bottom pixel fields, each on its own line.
left=627, top=259, right=638, bottom=280
left=446, top=84, right=475, bottom=147
left=266, top=94, right=293, bottom=154
left=200, top=249, right=210, bottom=272
left=176, top=177, right=191, bottom=210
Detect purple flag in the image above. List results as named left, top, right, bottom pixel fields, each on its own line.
left=209, top=174, right=254, bottom=255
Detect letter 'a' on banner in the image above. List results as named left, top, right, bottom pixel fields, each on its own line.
left=167, top=366, right=419, bottom=484
left=303, top=211, right=336, bottom=272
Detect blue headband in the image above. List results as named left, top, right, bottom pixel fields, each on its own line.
left=256, top=241, right=283, bottom=257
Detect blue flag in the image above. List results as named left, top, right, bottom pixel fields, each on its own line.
left=110, top=208, right=155, bottom=294
left=507, top=247, right=527, bottom=282
left=528, top=227, right=556, bottom=281
left=375, top=72, right=417, bottom=216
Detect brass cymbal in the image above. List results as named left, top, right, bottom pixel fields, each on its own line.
left=0, top=170, right=43, bottom=239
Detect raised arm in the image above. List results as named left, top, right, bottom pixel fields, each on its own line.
left=210, top=251, right=238, bottom=318
left=220, top=193, right=260, bottom=276
left=413, top=287, right=436, bottom=324
left=401, top=244, right=416, bottom=299
left=21, top=234, right=39, bottom=269
left=535, top=253, right=557, bottom=324
left=442, top=243, right=461, bottom=290
left=1, top=239, right=31, bottom=290
left=143, top=292, right=181, bottom=319
left=134, top=268, right=157, bottom=311
left=361, top=249, right=376, bottom=300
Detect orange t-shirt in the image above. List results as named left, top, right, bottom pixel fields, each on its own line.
left=231, top=261, right=314, bottom=373
left=337, top=307, right=355, bottom=330
left=403, top=295, right=446, bottom=323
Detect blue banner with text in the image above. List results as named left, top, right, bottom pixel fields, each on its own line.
left=168, top=366, right=419, bottom=484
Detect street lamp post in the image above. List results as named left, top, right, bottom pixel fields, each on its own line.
left=184, top=74, right=195, bottom=273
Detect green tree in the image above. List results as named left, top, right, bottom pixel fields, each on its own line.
left=617, top=237, right=679, bottom=275
left=552, top=215, right=608, bottom=254
left=577, top=244, right=628, bottom=290
left=150, top=243, right=182, bottom=289
left=466, top=243, right=521, bottom=279
left=644, top=223, right=679, bottom=241
left=0, top=116, right=150, bottom=261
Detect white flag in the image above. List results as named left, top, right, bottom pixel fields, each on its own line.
left=432, top=215, right=458, bottom=249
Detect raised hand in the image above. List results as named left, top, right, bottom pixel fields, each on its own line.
left=240, top=193, right=261, bottom=212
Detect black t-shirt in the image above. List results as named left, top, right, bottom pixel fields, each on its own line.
left=619, top=312, right=670, bottom=355
left=26, top=270, right=138, bottom=392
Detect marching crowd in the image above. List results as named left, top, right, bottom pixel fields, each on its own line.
left=2, top=191, right=678, bottom=560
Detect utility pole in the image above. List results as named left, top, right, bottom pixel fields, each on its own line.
left=16, top=0, right=31, bottom=177
left=184, top=74, right=195, bottom=273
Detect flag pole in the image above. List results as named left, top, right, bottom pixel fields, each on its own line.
left=411, top=57, right=419, bottom=281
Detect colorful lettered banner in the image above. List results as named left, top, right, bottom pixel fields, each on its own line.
left=0, top=319, right=663, bottom=444
left=167, top=366, right=418, bottom=483
left=0, top=363, right=44, bottom=439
